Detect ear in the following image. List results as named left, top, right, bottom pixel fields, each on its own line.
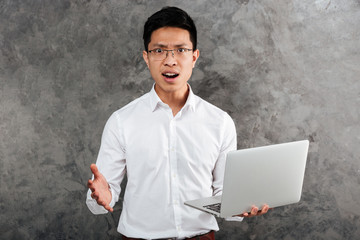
left=143, top=50, right=150, bottom=68
left=192, top=49, right=200, bottom=68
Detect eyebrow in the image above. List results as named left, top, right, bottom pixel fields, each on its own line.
left=152, top=43, right=190, bottom=48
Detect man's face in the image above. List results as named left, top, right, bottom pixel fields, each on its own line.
left=143, top=27, right=200, bottom=97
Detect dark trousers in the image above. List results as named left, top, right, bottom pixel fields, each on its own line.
left=122, top=230, right=215, bottom=240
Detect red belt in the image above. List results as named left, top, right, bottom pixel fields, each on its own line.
left=122, top=230, right=215, bottom=240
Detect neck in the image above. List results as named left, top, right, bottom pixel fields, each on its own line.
left=155, top=84, right=189, bottom=116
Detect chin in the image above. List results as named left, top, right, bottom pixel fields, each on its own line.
left=156, top=81, right=187, bottom=92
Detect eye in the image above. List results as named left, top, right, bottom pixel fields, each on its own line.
left=154, top=48, right=164, bottom=53
left=177, top=48, right=186, bottom=53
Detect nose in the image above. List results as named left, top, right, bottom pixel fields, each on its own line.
left=163, top=50, right=177, bottom=66
left=166, top=50, right=175, bottom=58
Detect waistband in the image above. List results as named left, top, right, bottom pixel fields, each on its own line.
left=122, top=230, right=215, bottom=240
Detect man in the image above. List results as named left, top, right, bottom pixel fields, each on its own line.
left=86, top=6, right=268, bottom=240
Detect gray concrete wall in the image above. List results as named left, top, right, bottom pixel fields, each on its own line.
left=1, top=0, right=359, bottom=239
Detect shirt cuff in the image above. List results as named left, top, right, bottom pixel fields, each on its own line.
left=225, top=216, right=244, bottom=222
left=109, top=186, right=116, bottom=208
left=86, top=187, right=116, bottom=215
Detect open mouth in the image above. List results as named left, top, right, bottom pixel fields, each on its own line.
left=162, top=72, right=179, bottom=79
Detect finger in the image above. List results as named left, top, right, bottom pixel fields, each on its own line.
left=251, top=206, right=258, bottom=215
left=91, top=192, right=99, bottom=200
left=88, top=180, right=95, bottom=192
left=261, top=204, right=269, bottom=214
left=98, top=199, right=113, bottom=212
left=104, top=204, right=113, bottom=212
left=87, top=179, right=93, bottom=188
left=90, top=164, right=100, bottom=178
left=98, top=199, right=105, bottom=207
left=90, top=192, right=96, bottom=199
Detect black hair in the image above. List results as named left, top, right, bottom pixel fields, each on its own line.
left=143, top=6, right=197, bottom=51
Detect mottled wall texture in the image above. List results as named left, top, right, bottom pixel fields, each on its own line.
left=1, top=0, right=359, bottom=239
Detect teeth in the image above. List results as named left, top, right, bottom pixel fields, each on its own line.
left=164, top=73, right=177, bottom=76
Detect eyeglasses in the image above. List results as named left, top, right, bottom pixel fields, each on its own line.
left=147, top=48, right=193, bottom=61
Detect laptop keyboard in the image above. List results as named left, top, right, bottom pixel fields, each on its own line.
left=203, top=203, right=221, bottom=213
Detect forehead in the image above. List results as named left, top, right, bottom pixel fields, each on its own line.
left=149, top=27, right=192, bottom=48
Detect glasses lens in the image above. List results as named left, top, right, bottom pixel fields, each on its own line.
left=150, top=49, right=192, bottom=60
left=150, top=50, right=165, bottom=60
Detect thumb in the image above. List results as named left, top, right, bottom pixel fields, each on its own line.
left=90, top=164, right=101, bottom=178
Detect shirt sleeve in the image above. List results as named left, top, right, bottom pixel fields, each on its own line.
left=212, top=113, right=244, bottom=222
left=212, top=113, right=237, bottom=197
left=86, top=112, right=127, bottom=214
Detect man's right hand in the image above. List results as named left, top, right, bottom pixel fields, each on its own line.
left=87, top=164, right=113, bottom=212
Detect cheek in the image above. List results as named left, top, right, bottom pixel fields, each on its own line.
left=181, top=57, right=193, bottom=66
left=184, top=60, right=195, bottom=72
left=148, top=63, right=160, bottom=74
left=181, top=65, right=194, bottom=79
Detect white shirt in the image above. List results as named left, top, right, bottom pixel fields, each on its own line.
left=86, top=85, right=239, bottom=239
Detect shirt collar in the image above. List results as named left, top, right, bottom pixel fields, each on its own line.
left=185, top=84, right=196, bottom=112
left=149, top=84, right=196, bottom=112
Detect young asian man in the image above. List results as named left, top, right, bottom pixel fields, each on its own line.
left=86, top=6, right=269, bottom=240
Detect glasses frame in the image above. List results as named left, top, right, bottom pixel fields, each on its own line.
left=147, top=48, right=194, bottom=60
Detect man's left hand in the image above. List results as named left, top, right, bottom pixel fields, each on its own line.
left=237, top=204, right=270, bottom=217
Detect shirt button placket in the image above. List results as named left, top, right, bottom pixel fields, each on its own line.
left=169, top=118, right=182, bottom=235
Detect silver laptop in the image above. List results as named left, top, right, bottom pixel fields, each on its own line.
left=184, top=140, right=309, bottom=218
